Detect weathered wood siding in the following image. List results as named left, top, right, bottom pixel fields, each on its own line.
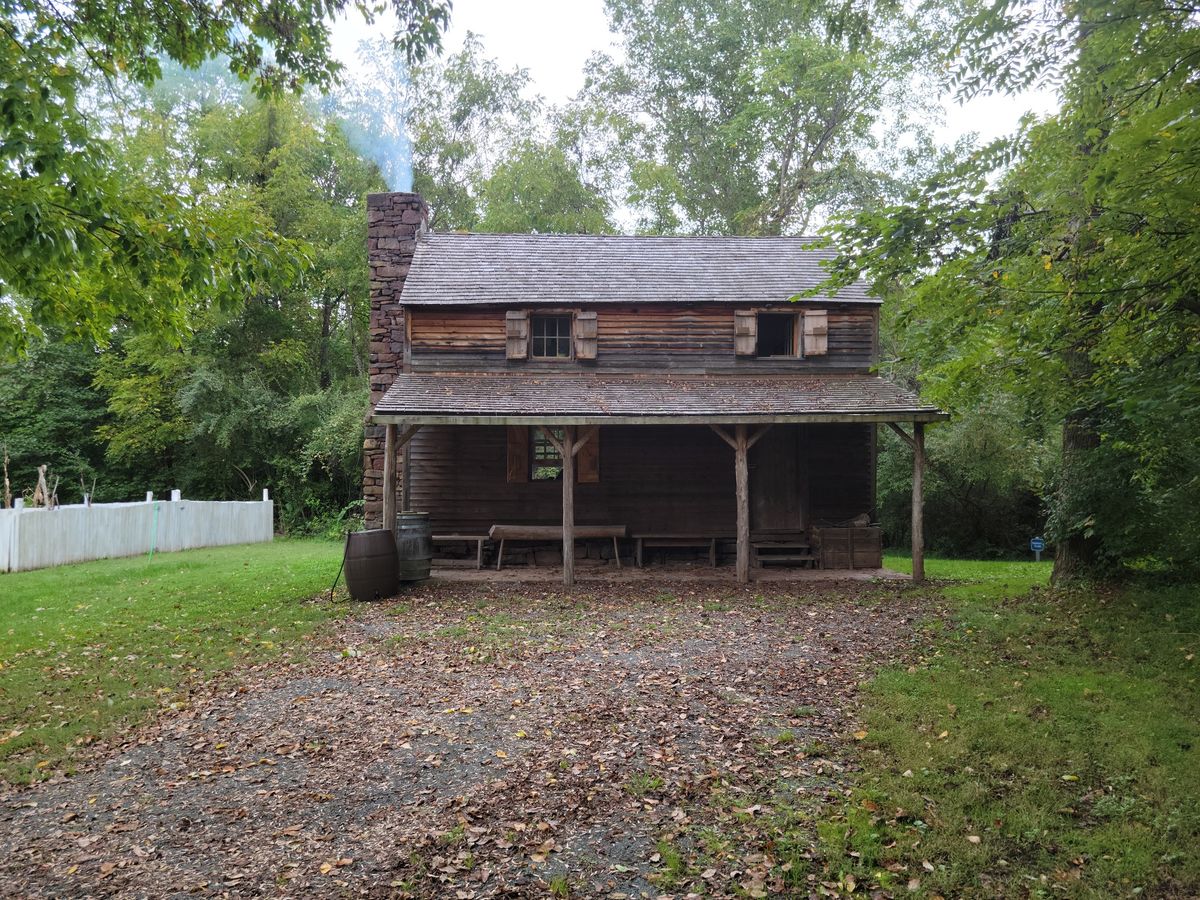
left=408, top=303, right=877, bottom=374
left=408, top=423, right=875, bottom=534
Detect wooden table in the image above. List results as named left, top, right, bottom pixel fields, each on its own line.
left=432, top=534, right=488, bottom=569
left=634, top=533, right=729, bottom=567
left=488, top=524, right=627, bottom=570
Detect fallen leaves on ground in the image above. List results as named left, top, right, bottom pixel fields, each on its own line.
left=0, top=580, right=929, bottom=897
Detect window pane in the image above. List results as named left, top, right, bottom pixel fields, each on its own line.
left=531, top=315, right=573, bottom=358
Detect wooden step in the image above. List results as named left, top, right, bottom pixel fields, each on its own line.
left=757, top=554, right=818, bottom=566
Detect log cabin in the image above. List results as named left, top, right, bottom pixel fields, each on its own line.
left=364, top=191, right=946, bottom=585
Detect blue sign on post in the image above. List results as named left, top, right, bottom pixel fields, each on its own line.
left=1031, top=536, right=1045, bottom=561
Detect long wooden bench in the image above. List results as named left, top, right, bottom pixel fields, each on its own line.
left=634, top=533, right=731, bottom=567
left=488, top=524, right=627, bottom=570
left=432, top=534, right=489, bottom=570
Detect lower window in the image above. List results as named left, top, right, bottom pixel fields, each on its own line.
left=531, top=427, right=564, bottom=480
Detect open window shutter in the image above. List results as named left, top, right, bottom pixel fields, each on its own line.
left=506, top=310, right=529, bottom=360
left=577, top=427, right=600, bottom=483
left=506, top=426, right=529, bottom=483
left=734, top=310, right=757, bottom=356
left=574, top=310, right=598, bottom=360
left=803, top=310, right=828, bottom=356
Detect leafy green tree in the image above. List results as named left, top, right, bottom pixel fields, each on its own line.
left=0, top=0, right=449, bottom=357
left=90, top=92, right=382, bottom=525
left=0, top=340, right=113, bottom=503
left=591, top=0, right=939, bottom=234
left=480, top=142, right=613, bottom=234
left=819, top=0, right=1200, bottom=578
left=337, top=33, right=539, bottom=229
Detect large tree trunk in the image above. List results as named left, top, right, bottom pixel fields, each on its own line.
left=1052, top=340, right=1102, bottom=584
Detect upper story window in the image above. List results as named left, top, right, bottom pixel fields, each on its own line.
left=531, top=314, right=573, bottom=359
left=506, top=310, right=598, bottom=361
left=756, top=313, right=798, bottom=357
left=734, top=309, right=828, bottom=358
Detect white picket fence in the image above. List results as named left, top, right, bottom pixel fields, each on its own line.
left=0, top=492, right=274, bottom=573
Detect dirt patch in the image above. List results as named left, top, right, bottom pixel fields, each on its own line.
left=0, top=581, right=929, bottom=898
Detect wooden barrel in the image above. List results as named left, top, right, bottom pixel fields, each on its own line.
left=395, top=512, right=432, bottom=583
left=343, top=529, right=398, bottom=601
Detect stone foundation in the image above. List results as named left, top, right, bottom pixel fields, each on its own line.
left=363, top=192, right=429, bottom=530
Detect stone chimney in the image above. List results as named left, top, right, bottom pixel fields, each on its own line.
left=363, top=191, right=429, bottom=530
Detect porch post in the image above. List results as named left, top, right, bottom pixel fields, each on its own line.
left=912, top=421, right=925, bottom=583
left=383, top=422, right=397, bottom=536
left=735, top=424, right=750, bottom=584
left=562, top=425, right=576, bottom=587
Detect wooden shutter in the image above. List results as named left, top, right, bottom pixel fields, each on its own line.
left=577, top=426, right=600, bottom=483
left=574, top=310, right=598, bottom=360
left=506, top=426, right=529, bottom=483
left=803, top=310, right=828, bottom=356
left=506, top=310, right=529, bottom=360
left=734, top=310, right=757, bottom=356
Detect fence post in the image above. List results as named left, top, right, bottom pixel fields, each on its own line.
left=262, top=488, right=270, bottom=501
left=145, top=491, right=153, bottom=502
left=170, top=489, right=181, bottom=502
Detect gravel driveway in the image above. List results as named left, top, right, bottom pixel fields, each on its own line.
left=0, top=580, right=929, bottom=898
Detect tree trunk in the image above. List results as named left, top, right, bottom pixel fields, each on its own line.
left=318, top=293, right=335, bottom=390
left=1051, top=407, right=1101, bottom=584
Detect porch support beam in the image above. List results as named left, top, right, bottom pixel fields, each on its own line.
left=571, top=424, right=597, bottom=456
left=887, top=421, right=915, bottom=450
left=734, top=424, right=751, bottom=584
left=383, top=424, right=397, bottom=535
left=912, top=422, right=925, bottom=584
left=383, top=424, right=423, bottom=529
left=746, top=424, right=773, bottom=450
left=709, top=424, right=737, bottom=450
left=888, top=421, right=927, bottom=584
left=712, top=423, right=768, bottom=583
left=561, top=425, right=576, bottom=587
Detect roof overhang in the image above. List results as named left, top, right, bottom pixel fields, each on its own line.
left=373, top=412, right=947, bottom=426
left=371, top=373, right=948, bottom=427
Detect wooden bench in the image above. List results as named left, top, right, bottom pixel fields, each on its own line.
left=432, top=534, right=489, bottom=570
left=634, top=533, right=730, bottom=567
left=488, top=524, right=627, bottom=570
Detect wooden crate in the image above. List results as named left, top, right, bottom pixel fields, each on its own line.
left=817, top=526, right=882, bottom=569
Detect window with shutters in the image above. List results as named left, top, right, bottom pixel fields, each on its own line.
left=530, top=427, right=564, bottom=480
left=531, top=314, right=573, bottom=359
left=507, top=425, right=601, bottom=483
left=734, top=309, right=828, bottom=358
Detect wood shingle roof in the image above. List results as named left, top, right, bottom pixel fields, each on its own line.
left=373, top=373, right=945, bottom=424
left=400, top=233, right=874, bottom=306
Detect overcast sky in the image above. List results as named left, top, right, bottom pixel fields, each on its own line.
left=331, top=0, right=1057, bottom=152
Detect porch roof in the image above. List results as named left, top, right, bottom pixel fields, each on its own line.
left=372, top=373, right=947, bottom=425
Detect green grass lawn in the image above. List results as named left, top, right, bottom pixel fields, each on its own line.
left=818, top=557, right=1200, bottom=897
left=0, top=539, right=343, bottom=783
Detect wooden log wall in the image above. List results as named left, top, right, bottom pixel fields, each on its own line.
left=407, top=423, right=875, bottom=535
left=807, top=423, right=875, bottom=524
left=407, top=303, right=877, bottom=374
